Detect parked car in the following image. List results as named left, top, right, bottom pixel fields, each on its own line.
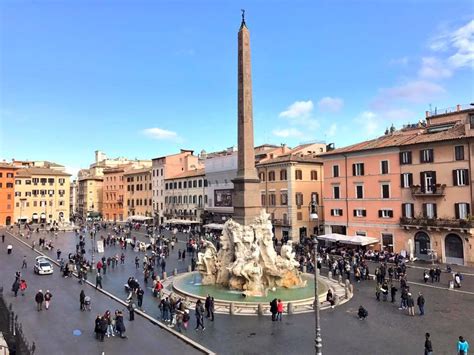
left=34, top=256, right=54, bottom=275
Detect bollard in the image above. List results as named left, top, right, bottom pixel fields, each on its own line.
left=229, top=302, right=235, bottom=315
left=162, top=271, right=167, bottom=280
left=349, top=283, right=354, bottom=294
left=345, top=285, right=350, bottom=299
left=188, top=265, right=192, bottom=273
left=258, top=303, right=264, bottom=315
left=328, top=271, right=333, bottom=280
left=338, top=275, right=343, bottom=285
left=302, top=265, right=307, bottom=273
left=287, top=302, right=294, bottom=315
left=173, top=268, right=178, bottom=276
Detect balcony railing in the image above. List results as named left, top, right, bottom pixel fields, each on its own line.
left=410, top=184, right=446, bottom=197
left=272, top=218, right=291, bottom=227
left=400, top=217, right=473, bottom=229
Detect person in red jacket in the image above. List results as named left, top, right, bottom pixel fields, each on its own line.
left=276, top=299, right=284, bottom=321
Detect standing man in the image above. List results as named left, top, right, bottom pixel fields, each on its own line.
left=1, top=234, right=5, bottom=243
left=194, top=299, right=205, bottom=331
left=209, top=297, right=215, bottom=322
left=21, top=256, right=27, bottom=269
left=205, top=295, right=211, bottom=318
left=137, top=287, right=144, bottom=309
left=35, top=290, right=44, bottom=311
left=407, top=293, right=415, bottom=316
left=424, top=333, right=433, bottom=355
left=135, top=256, right=140, bottom=269
left=95, top=273, right=103, bottom=289
left=417, top=292, right=425, bottom=316
left=44, top=290, right=53, bottom=310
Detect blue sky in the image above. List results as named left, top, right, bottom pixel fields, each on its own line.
left=1, top=0, right=473, bottom=176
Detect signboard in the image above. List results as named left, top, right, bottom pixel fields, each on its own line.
left=97, top=240, right=104, bottom=254
left=214, top=189, right=233, bottom=207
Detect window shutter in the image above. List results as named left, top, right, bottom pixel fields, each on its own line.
left=408, top=152, right=412, bottom=164
left=420, top=150, right=424, bottom=163
left=433, top=204, right=437, bottom=218
left=402, top=204, right=406, bottom=217
left=453, top=170, right=458, bottom=186
left=361, top=164, right=365, bottom=175
left=430, top=149, right=434, bottom=162
left=353, top=209, right=357, bottom=217
left=330, top=209, right=334, bottom=216
left=408, top=174, right=413, bottom=187
left=410, top=204, right=415, bottom=217
left=432, top=171, right=437, bottom=186
left=339, top=209, right=343, bottom=216
left=464, top=169, right=469, bottom=185
left=467, top=204, right=471, bottom=216
left=388, top=210, right=394, bottom=218
left=455, top=203, right=460, bottom=219
left=399, top=152, right=404, bottom=164
left=420, top=172, right=425, bottom=192
left=400, top=174, right=404, bottom=188
left=378, top=210, right=382, bottom=218
left=352, top=164, right=356, bottom=176
left=362, top=210, right=367, bottom=217
left=422, top=203, right=427, bottom=217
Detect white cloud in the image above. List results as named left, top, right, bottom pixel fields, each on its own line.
left=389, top=56, right=409, bottom=66
left=272, top=128, right=304, bottom=138
left=373, top=80, right=445, bottom=108
left=279, top=100, right=314, bottom=118
left=317, top=97, right=344, bottom=112
left=354, top=111, right=380, bottom=137
left=325, top=123, right=337, bottom=138
left=381, top=108, right=416, bottom=121
left=448, top=20, right=474, bottom=68
left=142, top=127, right=182, bottom=142
left=418, top=57, right=452, bottom=79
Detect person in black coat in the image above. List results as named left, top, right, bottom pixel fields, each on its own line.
left=94, top=315, right=102, bottom=340
left=114, top=310, right=126, bottom=338
left=270, top=298, right=278, bottom=321
left=128, top=301, right=135, bottom=321
left=80, top=290, right=86, bottom=311
left=205, top=295, right=211, bottom=318
left=99, top=317, right=108, bottom=341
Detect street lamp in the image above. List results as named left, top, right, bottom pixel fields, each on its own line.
left=91, top=203, right=96, bottom=270
left=313, top=236, right=322, bottom=354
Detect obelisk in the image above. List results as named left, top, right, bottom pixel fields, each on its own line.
left=232, top=11, right=262, bottom=226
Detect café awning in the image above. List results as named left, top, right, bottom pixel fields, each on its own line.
left=317, top=233, right=379, bottom=246
left=203, top=223, right=225, bottom=230
left=166, top=219, right=200, bottom=225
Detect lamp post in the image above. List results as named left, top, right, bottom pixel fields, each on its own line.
left=91, top=203, right=96, bottom=270
left=309, top=198, right=322, bottom=355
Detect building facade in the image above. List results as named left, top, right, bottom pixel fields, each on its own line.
left=102, top=167, right=127, bottom=222
left=322, top=105, right=474, bottom=266
left=164, top=169, right=207, bottom=222
left=124, top=168, right=153, bottom=218
left=69, top=180, right=77, bottom=219
left=0, top=163, right=18, bottom=225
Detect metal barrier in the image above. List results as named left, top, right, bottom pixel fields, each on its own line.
left=0, top=287, right=36, bottom=354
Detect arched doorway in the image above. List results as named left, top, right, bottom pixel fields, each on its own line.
left=414, top=232, right=430, bottom=261
left=5, top=216, right=11, bottom=225
left=445, top=234, right=464, bottom=265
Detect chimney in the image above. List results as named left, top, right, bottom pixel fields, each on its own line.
left=456, top=104, right=461, bottom=112
left=425, top=111, right=430, bottom=118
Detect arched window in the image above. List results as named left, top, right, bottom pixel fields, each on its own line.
left=198, top=195, right=203, bottom=207
left=280, top=169, right=287, bottom=181
left=184, top=196, right=188, bottom=204
left=193, top=195, right=197, bottom=204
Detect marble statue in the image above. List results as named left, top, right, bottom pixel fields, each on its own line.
left=197, top=210, right=306, bottom=297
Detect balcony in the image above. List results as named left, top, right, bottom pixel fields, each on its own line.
left=410, top=184, right=446, bottom=197
left=400, top=217, right=473, bottom=230
left=272, top=218, right=291, bottom=227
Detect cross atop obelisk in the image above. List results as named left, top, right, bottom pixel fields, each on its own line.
left=232, top=11, right=262, bottom=226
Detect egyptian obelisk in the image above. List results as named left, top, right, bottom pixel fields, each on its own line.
left=232, top=11, right=262, bottom=226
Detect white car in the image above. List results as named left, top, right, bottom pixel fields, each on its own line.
left=34, top=256, right=54, bottom=275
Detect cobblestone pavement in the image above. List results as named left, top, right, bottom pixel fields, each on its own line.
left=1, top=226, right=473, bottom=355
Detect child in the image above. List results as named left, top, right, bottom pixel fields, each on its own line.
left=276, top=299, right=284, bottom=321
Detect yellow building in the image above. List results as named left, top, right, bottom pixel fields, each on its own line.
left=124, top=168, right=153, bottom=218
left=77, top=175, right=103, bottom=220
left=14, top=167, right=71, bottom=223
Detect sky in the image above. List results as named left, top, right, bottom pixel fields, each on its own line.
left=0, top=0, right=473, bottom=177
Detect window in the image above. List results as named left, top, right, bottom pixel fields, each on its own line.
left=311, top=192, right=319, bottom=205
left=470, top=114, right=474, bottom=129
left=355, top=185, right=364, bottom=199
left=381, top=184, right=390, bottom=199
left=15, top=180, right=21, bottom=185
left=423, top=203, right=437, bottom=219
left=333, top=186, right=340, bottom=199
left=269, top=193, right=276, bottom=206
left=420, top=149, right=434, bottom=163
left=259, top=172, right=266, bottom=181
left=14, top=192, right=21, bottom=197
left=6, top=183, right=13, bottom=188
left=455, top=146, right=465, bottom=161
left=280, top=192, right=288, bottom=205
left=15, top=202, right=19, bottom=208
left=26, top=180, right=31, bottom=185
left=401, top=173, right=413, bottom=188
left=295, top=193, right=304, bottom=206
left=382, top=234, right=394, bottom=252
left=198, top=180, right=203, bottom=188
left=6, top=173, right=13, bottom=178
left=261, top=194, right=266, bottom=206
left=453, top=169, right=469, bottom=186
left=353, top=209, right=366, bottom=217
left=352, top=163, right=364, bottom=176
left=402, top=203, right=414, bottom=218
left=295, top=170, right=303, bottom=180
left=421, top=171, right=437, bottom=193
left=178, top=182, right=182, bottom=189
left=310, top=170, right=318, bottom=180
left=455, top=203, right=470, bottom=219
left=280, top=169, right=287, bottom=181
left=356, top=231, right=367, bottom=236
left=332, top=165, right=340, bottom=177
left=330, top=209, right=343, bottom=216
left=268, top=171, right=276, bottom=181
left=380, top=160, right=389, bottom=174
left=297, top=212, right=303, bottom=221
left=378, top=209, right=393, bottom=218
left=400, top=152, right=411, bottom=165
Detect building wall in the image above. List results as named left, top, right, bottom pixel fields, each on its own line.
left=77, top=178, right=103, bottom=218
left=0, top=166, right=17, bottom=225
left=124, top=170, right=152, bottom=217
left=14, top=173, right=70, bottom=223
left=164, top=174, right=207, bottom=221
left=103, top=169, right=126, bottom=221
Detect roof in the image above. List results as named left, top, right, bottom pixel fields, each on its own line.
left=123, top=167, right=151, bottom=176
left=257, top=154, right=323, bottom=166
left=0, top=163, right=19, bottom=170
left=321, top=121, right=469, bottom=157
left=16, top=168, right=71, bottom=177
left=166, top=168, right=205, bottom=180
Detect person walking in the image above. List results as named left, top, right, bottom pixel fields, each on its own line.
left=128, top=301, right=135, bottom=321
left=1, top=234, right=4, bottom=243
left=44, top=290, right=52, bottom=310
left=424, top=333, right=433, bottom=355
left=358, top=305, right=368, bottom=320
left=458, top=336, right=469, bottom=355
left=270, top=298, right=278, bottom=321
left=94, top=315, right=102, bottom=340
left=95, top=273, right=103, bottom=289
left=407, top=293, right=415, bottom=316
left=21, top=256, right=27, bottom=269
left=390, top=284, right=397, bottom=303
left=35, top=290, right=44, bottom=311
left=19, top=279, right=27, bottom=296
left=135, top=256, right=140, bottom=269
left=205, top=295, right=211, bottom=318
left=194, top=300, right=205, bottom=331
left=12, top=279, right=20, bottom=297
left=104, top=310, right=114, bottom=337
left=276, top=299, right=284, bottom=321
left=209, top=297, right=215, bottom=322
left=80, top=290, right=86, bottom=311
left=137, top=287, right=144, bottom=309
left=417, top=292, right=425, bottom=316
